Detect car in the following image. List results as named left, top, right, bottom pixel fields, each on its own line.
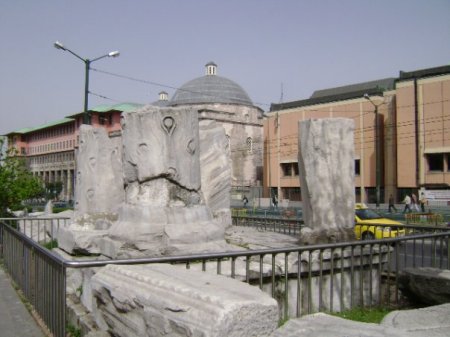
left=354, top=203, right=406, bottom=240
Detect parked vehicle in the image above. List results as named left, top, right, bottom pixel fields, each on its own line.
left=354, top=203, right=405, bottom=240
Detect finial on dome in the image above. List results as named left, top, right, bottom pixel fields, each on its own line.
left=158, top=91, right=168, bottom=101
left=205, top=62, right=217, bottom=76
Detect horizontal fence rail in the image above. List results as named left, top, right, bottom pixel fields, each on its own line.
left=232, top=215, right=303, bottom=235
left=1, top=217, right=450, bottom=337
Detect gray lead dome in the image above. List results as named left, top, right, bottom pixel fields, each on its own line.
left=170, top=63, right=253, bottom=106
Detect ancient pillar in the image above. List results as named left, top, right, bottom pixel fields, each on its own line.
left=298, top=118, right=355, bottom=244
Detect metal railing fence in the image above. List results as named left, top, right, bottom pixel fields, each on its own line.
left=0, top=221, right=66, bottom=337
left=1, top=218, right=449, bottom=337
left=231, top=214, right=450, bottom=238
left=232, top=215, right=303, bottom=235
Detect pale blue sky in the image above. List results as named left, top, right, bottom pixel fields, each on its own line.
left=1, top=0, right=449, bottom=135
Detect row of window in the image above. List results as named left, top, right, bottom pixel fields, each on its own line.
left=98, top=114, right=113, bottom=125
left=282, top=155, right=450, bottom=178
left=27, top=139, right=76, bottom=155
left=427, top=153, right=450, bottom=172
left=281, top=163, right=299, bottom=177
left=27, top=124, right=75, bottom=141
left=225, top=135, right=253, bottom=154
left=281, top=160, right=362, bottom=177
left=28, top=151, right=75, bottom=165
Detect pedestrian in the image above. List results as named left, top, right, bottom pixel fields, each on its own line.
left=242, top=195, right=248, bottom=207
left=388, top=194, right=397, bottom=213
left=402, top=194, right=412, bottom=213
left=419, top=192, right=427, bottom=213
left=411, top=193, right=420, bottom=212
left=272, top=195, right=278, bottom=208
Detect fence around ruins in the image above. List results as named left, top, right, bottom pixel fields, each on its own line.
left=0, top=217, right=449, bottom=337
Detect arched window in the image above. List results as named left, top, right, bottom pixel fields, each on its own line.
left=246, top=137, right=253, bottom=154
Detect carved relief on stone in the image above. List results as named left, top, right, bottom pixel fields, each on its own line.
left=121, top=107, right=200, bottom=191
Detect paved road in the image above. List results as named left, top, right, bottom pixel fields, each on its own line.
left=0, top=268, right=45, bottom=337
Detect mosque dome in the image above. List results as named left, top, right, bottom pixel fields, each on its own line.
left=170, top=62, right=253, bottom=106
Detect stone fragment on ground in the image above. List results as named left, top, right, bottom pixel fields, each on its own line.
left=270, top=313, right=409, bottom=337
left=91, top=263, right=279, bottom=337
left=398, top=267, right=450, bottom=305
left=381, top=303, right=450, bottom=337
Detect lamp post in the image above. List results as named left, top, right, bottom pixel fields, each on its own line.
left=54, top=41, right=119, bottom=125
left=364, top=93, right=384, bottom=208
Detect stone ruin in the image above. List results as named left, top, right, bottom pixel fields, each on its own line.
left=55, top=111, right=366, bottom=337
left=58, top=106, right=232, bottom=258
left=298, top=118, right=355, bottom=244
left=57, top=105, right=281, bottom=337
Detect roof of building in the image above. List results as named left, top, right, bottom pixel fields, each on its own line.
left=397, top=65, right=450, bottom=81
left=4, top=118, right=74, bottom=136
left=270, top=78, right=396, bottom=112
left=271, top=64, right=450, bottom=112
left=170, top=63, right=253, bottom=106
left=151, top=100, right=170, bottom=107
left=310, top=78, right=396, bottom=99
left=66, top=102, right=145, bottom=118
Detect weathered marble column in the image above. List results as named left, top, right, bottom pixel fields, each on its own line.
left=298, top=118, right=355, bottom=244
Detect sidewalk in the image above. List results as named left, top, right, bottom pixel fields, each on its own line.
left=0, top=267, right=45, bottom=337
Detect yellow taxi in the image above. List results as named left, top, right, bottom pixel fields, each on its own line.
left=354, top=203, right=405, bottom=240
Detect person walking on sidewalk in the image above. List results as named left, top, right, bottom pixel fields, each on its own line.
left=388, top=194, right=397, bottom=213
left=402, top=194, right=412, bottom=213
left=419, top=192, right=428, bottom=213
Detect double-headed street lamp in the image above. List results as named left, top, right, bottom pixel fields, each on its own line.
left=54, top=41, right=120, bottom=125
left=364, top=93, right=384, bottom=208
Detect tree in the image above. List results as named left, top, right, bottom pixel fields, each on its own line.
left=0, top=140, right=44, bottom=216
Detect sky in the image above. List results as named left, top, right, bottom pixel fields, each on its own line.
left=1, top=0, right=449, bottom=135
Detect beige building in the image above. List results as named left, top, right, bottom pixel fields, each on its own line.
left=265, top=65, right=450, bottom=205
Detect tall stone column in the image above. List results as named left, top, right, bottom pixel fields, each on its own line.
left=298, top=118, right=356, bottom=244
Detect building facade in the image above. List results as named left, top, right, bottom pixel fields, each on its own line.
left=5, top=103, right=142, bottom=201
left=265, top=65, right=450, bottom=205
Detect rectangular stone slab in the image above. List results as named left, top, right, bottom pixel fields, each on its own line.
left=91, top=263, right=279, bottom=337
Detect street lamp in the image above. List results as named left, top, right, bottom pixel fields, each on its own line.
left=364, top=93, right=384, bottom=208
left=54, top=41, right=120, bottom=125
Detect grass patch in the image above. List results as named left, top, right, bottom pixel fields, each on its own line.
left=329, top=307, right=392, bottom=324
left=66, top=323, right=82, bottom=337
left=42, top=239, right=58, bottom=250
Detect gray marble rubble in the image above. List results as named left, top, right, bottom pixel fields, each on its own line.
left=298, top=118, right=355, bottom=244
left=91, top=264, right=279, bottom=337
left=397, top=267, right=450, bottom=305
left=269, top=303, right=450, bottom=337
